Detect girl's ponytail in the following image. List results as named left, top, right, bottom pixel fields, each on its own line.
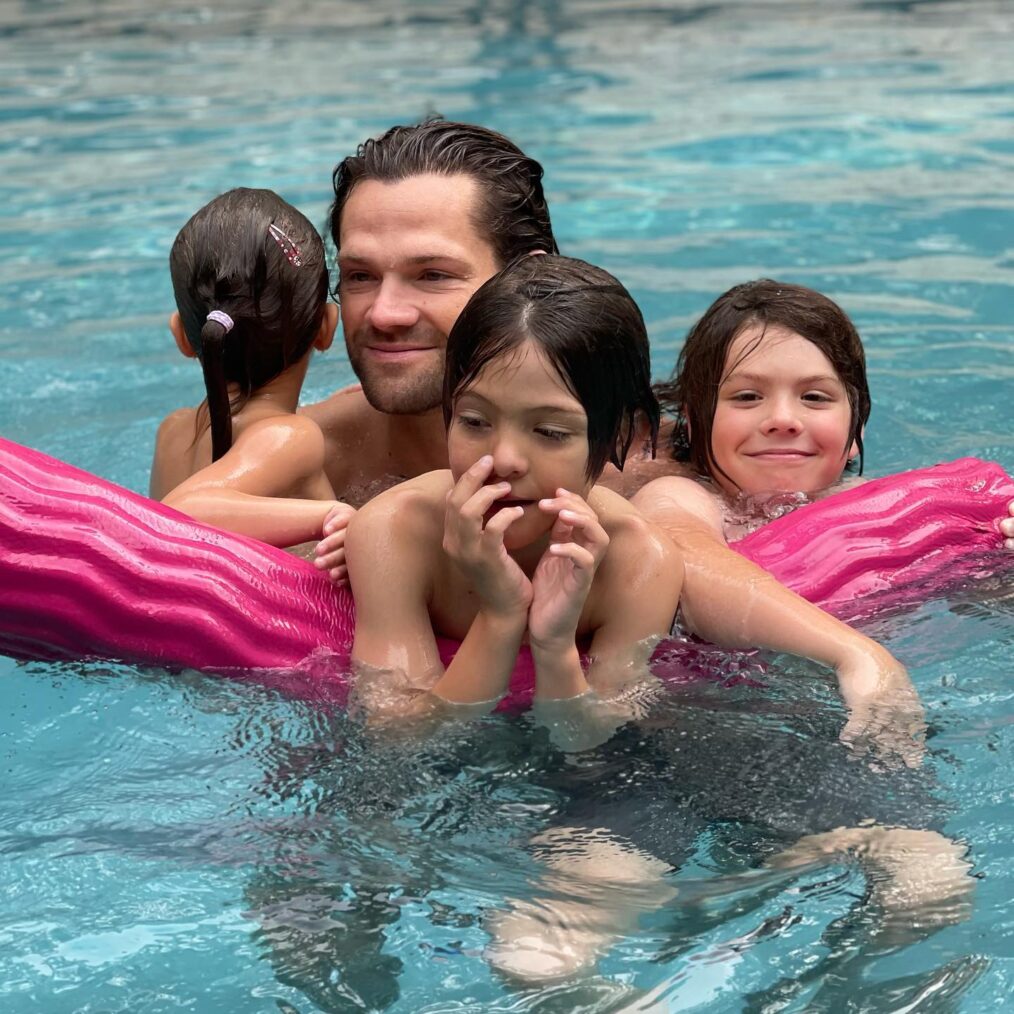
left=169, top=188, right=329, bottom=462
left=199, top=311, right=234, bottom=461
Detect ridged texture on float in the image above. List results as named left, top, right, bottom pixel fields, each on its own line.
left=0, top=437, right=1011, bottom=681
left=736, top=457, right=1014, bottom=621
left=0, top=437, right=354, bottom=672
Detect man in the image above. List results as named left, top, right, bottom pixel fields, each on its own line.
left=303, top=118, right=558, bottom=511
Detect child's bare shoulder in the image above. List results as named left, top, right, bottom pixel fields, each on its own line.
left=235, top=413, right=326, bottom=459
left=155, top=406, right=197, bottom=450
left=220, top=414, right=330, bottom=494
left=151, top=407, right=199, bottom=498
left=590, top=485, right=674, bottom=557
left=632, top=475, right=725, bottom=534
left=585, top=485, right=683, bottom=627
left=346, top=472, right=451, bottom=583
left=351, top=471, right=451, bottom=536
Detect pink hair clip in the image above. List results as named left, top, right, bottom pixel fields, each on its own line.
left=268, top=223, right=302, bottom=267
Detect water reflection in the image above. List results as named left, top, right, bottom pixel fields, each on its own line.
left=231, top=671, right=973, bottom=1010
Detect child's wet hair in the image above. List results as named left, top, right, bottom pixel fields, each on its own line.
left=443, top=255, right=659, bottom=480
left=169, top=187, right=328, bottom=460
left=656, top=279, right=871, bottom=486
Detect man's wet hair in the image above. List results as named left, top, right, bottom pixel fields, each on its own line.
left=655, top=279, right=871, bottom=485
left=170, top=187, right=328, bottom=460
left=444, top=255, right=659, bottom=481
left=329, top=117, right=558, bottom=269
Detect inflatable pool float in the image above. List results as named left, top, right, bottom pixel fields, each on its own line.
left=1, top=437, right=1010, bottom=703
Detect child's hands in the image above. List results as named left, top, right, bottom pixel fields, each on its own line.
left=1001, top=499, right=1014, bottom=550
left=528, top=489, right=609, bottom=653
left=836, top=649, right=926, bottom=770
left=314, top=502, right=357, bottom=585
left=443, top=456, right=532, bottom=620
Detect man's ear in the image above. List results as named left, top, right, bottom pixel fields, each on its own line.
left=169, top=312, right=197, bottom=358
left=314, top=303, right=339, bottom=352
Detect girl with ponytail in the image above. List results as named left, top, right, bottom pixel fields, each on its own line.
left=151, top=188, right=354, bottom=569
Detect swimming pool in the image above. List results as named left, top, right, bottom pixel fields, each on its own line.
left=1, top=1, right=1012, bottom=1010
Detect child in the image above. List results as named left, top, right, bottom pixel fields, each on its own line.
left=634, top=279, right=1014, bottom=544
left=150, top=187, right=354, bottom=552
left=343, top=259, right=965, bottom=980
left=346, top=255, right=682, bottom=708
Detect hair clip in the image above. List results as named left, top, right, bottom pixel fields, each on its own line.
left=268, top=223, right=302, bottom=267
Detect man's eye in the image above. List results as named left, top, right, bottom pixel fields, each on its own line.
left=420, top=270, right=454, bottom=282
left=340, top=271, right=373, bottom=285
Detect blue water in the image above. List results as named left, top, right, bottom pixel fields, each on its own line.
left=1, top=1, right=1012, bottom=1010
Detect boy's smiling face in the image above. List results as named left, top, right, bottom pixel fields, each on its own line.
left=709, top=324, right=856, bottom=496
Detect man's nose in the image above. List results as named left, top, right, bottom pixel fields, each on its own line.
left=366, top=277, right=420, bottom=331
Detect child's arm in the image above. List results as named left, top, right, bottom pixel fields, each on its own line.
left=348, top=461, right=531, bottom=712
left=652, top=505, right=924, bottom=765
left=580, top=513, right=684, bottom=687
left=528, top=502, right=682, bottom=751
left=161, top=416, right=345, bottom=548
left=1002, top=499, right=1014, bottom=549
left=525, top=492, right=683, bottom=696
left=526, top=489, right=612, bottom=701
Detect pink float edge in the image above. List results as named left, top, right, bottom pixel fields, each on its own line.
left=1, top=436, right=1010, bottom=708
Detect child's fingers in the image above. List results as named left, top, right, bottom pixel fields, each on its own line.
left=323, top=503, right=356, bottom=534
left=1000, top=502, right=1014, bottom=542
left=540, top=489, right=601, bottom=530
left=315, top=550, right=345, bottom=572
left=460, top=481, right=512, bottom=523
left=999, top=501, right=1013, bottom=549
left=482, top=504, right=526, bottom=542
left=547, top=541, right=597, bottom=572
left=447, top=455, right=495, bottom=512
left=557, top=508, right=608, bottom=549
left=314, top=528, right=345, bottom=568
left=328, top=564, right=348, bottom=586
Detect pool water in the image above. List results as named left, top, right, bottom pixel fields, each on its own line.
left=1, top=1, right=1013, bottom=1010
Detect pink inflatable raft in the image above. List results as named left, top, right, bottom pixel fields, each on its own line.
left=1, top=436, right=1010, bottom=705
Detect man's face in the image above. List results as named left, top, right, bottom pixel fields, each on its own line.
left=337, top=173, right=501, bottom=415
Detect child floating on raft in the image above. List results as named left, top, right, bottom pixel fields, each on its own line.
left=150, top=187, right=355, bottom=552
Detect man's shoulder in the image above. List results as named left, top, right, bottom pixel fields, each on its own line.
left=301, top=385, right=375, bottom=441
